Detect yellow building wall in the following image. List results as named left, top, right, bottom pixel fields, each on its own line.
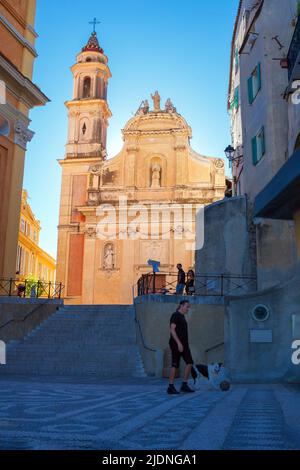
left=16, top=190, right=56, bottom=283
left=0, top=0, right=48, bottom=280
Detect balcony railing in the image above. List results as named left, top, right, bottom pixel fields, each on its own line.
left=288, top=15, right=300, bottom=81
left=137, top=272, right=257, bottom=298
left=0, top=278, right=64, bottom=299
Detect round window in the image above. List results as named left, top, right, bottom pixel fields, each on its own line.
left=252, top=304, right=270, bottom=322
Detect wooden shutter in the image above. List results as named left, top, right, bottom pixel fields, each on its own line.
left=252, top=135, right=258, bottom=165
left=248, top=76, right=254, bottom=104
left=257, top=63, right=262, bottom=92
left=260, top=126, right=266, bottom=156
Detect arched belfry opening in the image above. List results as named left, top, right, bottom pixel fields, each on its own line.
left=83, top=76, right=91, bottom=98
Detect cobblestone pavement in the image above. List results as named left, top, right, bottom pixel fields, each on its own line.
left=0, top=376, right=299, bottom=450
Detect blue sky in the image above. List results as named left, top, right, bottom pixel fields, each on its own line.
left=24, top=0, right=239, bottom=258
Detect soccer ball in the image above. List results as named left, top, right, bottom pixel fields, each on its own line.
left=220, top=380, right=230, bottom=391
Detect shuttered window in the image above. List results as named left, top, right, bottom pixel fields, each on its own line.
left=248, top=63, right=261, bottom=104
left=252, top=126, right=265, bottom=165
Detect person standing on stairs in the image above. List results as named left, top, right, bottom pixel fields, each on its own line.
left=175, top=264, right=186, bottom=295
left=167, top=300, right=195, bottom=394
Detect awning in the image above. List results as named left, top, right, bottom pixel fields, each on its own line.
left=254, top=148, right=300, bottom=220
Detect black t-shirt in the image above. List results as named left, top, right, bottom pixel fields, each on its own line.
left=177, top=269, right=185, bottom=285
left=169, top=310, right=189, bottom=347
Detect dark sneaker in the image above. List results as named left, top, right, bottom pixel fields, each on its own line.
left=180, top=383, right=195, bottom=393
left=167, top=384, right=180, bottom=395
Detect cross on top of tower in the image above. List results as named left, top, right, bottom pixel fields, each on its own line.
left=89, top=17, right=100, bottom=33
left=82, top=18, right=104, bottom=54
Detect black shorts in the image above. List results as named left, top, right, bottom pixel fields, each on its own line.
left=170, top=343, right=193, bottom=369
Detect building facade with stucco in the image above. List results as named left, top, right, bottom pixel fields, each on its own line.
left=56, top=31, right=226, bottom=305
left=0, top=0, right=49, bottom=280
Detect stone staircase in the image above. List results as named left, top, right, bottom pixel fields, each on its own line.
left=0, top=305, right=146, bottom=378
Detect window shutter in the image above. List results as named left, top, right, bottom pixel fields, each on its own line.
left=248, top=76, right=254, bottom=104
left=234, top=86, right=239, bottom=109
left=252, top=135, right=258, bottom=165
left=257, top=63, right=261, bottom=92
left=261, top=126, right=266, bottom=156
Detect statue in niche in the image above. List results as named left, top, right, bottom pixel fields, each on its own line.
left=151, top=91, right=161, bottom=111
left=103, top=244, right=115, bottom=270
left=165, top=98, right=176, bottom=113
left=151, top=162, right=161, bottom=188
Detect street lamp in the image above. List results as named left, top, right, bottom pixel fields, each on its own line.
left=224, top=145, right=238, bottom=197
left=224, top=145, right=236, bottom=162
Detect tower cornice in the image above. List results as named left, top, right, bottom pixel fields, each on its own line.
left=65, top=99, right=112, bottom=118
left=71, top=61, right=112, bottom=79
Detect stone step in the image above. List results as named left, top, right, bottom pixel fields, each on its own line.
left=1, top=304, right=146, bottom=378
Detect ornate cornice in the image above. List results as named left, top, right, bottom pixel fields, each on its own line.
left=123, top=128, right=189, bottom=137
left=0, top=52, right=49, bottom=108
left=0, top=13, right=37, bottom=57
left=14, top=120, right=34, bottom=150
left=123, top=110, right=192, bottom=137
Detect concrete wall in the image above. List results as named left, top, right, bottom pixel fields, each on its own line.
left=196, top=195, right=297, bottom=290
left=0, top=298, right=63, bottom=343
left=134, top=295, right=225, bottom=377
left=195, top=196, right=256, bottom=280
left=255, top=218, right=297, bottom=289
left=225, top=268, right=300, bottom=383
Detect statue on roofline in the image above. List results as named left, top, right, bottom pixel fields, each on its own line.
left=165, top=98, right=176, bottom=113
left=151, top=91, right=161, bottom=112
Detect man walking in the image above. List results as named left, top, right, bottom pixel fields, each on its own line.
left=167, top=300, right=195, bottom=394
left=176, top=263, right=185, bottom=295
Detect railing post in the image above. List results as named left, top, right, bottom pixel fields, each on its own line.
left=48, top=281, right=51, bottom=299
left=153, top=271, right=156, bottom=294
left=9, top=278, right=13, bottom=296
left=58, top=282, right=62, bottom=299
left=24, top=279, right=27, bottom=298
left=37, top=280, right=40, bottom=298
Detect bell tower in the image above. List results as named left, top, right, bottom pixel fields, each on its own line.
left=65, top=30, right=112, bottom=159
left=56, top=26, right=112, bottom=303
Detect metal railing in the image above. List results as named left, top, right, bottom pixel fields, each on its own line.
left=0, top=278, right=64, bottom=299
left=0, top=299, right=59, bottom=331
left=137, top=272, right=257, bottom=297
